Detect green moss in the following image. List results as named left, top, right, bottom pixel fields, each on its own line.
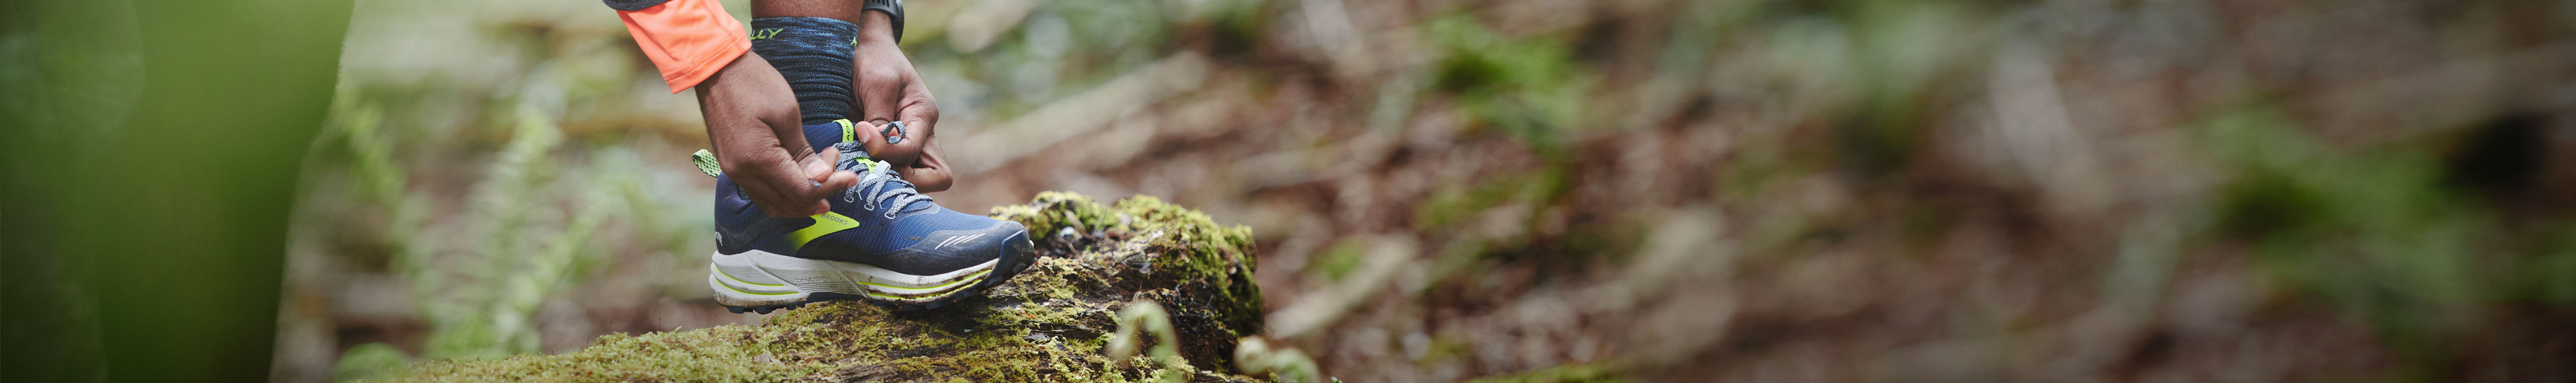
left=393, top=325, right=827, bottom=382
left=1464, top=363, right=1625, bottom=383
left=990, top=192, right=1267, bottom=349
left=373, top=192, right=1270, bottom=382
left=334, top=343, right=414, bottom=382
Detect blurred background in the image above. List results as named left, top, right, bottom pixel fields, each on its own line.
left=18, top=0, right=2576, bottom=381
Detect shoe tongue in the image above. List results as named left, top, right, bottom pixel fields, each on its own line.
left=833, top=142, right=873, bottom=172
left=802, top=119, right=872, bottom=154
left=828, top=144, right=932, bottom=214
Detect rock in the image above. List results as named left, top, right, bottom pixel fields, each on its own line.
left=382, top=192, right=1270, bottom=382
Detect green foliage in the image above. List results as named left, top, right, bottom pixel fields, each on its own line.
left=1, top=1, right=352, bottom=380
left=2531, top=232, right=2576, bottom=304
left=423, top=105, right=605, bottom=358
left=2202, top=109, right=2576, bottom=355
left=1200, top=0, right=1272, bottom=58
left=1231, top=338, right=1322, bottom=383
left=1412, top=167, right=1570, bottom=232
left=1827, top=2, right=1982, bottom=175
left=1110, top=300, right=1188, bottom=383
left=1304, top=238, right=1369, bottom=283
left=328, top=88, right=617, bottom=359
left=1423, top=14, right=1588, bottom=157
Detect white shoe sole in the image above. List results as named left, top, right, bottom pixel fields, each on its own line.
left=707, top=249, right=998, bottom=309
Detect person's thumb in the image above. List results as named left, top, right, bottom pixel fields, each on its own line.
left=809, top=146, right=859, bottom=192
left=802, top=146, right=838, bottom=183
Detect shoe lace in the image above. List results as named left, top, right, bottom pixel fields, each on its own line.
left=831, top=142, right=934, bottom=218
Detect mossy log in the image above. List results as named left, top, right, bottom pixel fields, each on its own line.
left=380, top=192, right=1271, bottom=382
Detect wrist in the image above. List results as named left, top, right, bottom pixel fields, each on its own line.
left=857, top=11, right=897, bottom=44
left=858, top=0, right=903, bottom=43
left=698, top=52, right=757, bottom=89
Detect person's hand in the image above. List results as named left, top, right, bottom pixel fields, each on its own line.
left=850, top=10, right=951, bottom=192
left=698, top=52, right=859, bottom=217
left=898, top=135, right=951, bottom=192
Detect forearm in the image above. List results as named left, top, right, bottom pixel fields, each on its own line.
left=610, top=0, right=751, bottom=93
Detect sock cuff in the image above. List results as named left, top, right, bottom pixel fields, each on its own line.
left=749, top=16, right=859, bottom=47
left=749, top=17, right=860, bottom=126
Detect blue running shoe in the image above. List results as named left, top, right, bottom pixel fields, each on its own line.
left=697, top=122, right=1036, bottom=313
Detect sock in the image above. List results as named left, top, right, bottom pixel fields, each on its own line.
left=749, top=17, right=859, bottom=127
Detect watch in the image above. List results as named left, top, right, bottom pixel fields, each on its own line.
left=862, top=0, right=904, bottom=43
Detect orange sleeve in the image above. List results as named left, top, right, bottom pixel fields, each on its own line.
left=617, top=0, right=750, bottom=93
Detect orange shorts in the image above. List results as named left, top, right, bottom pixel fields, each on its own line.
left=617, top=0, right=750, bottom=93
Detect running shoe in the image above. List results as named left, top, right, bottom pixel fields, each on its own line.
left=695, top=122, right=1036, bottom=313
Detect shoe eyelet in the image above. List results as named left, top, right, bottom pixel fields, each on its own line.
left=883, top=212, right=897, bottom=219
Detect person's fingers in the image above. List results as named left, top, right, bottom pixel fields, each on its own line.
left=773, top=166, right=852, bottom=216
left=775, top=126, right=816, bottom=161
left=851, top=120, right=884, bottom=159
left=769, top=150, right=840, bottom=216
left=756, top=147, right=826, bottom=217
left=897, top=167, right=947, bottom=192
left=849, top=121, right=877, bottom=146
left=804, top=146, right=840, bottom=181
left=853, top=60, right=902, bottom=128
left=903, top=139, right=952, bottom=193
left=855, top=120, right=921, bottom=165
left=745, top=164, right=824, bottom=217
left=808, top=146, right=859, bottom=197
left=768, top=101, right=814, bottom=160
left=895, top=86, right=938, bottom=147
left=800, top=200, right=833, bottom=217
left=819, top=170, right=858, bottom=193
left=728, top=168, right=785, bottom=208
